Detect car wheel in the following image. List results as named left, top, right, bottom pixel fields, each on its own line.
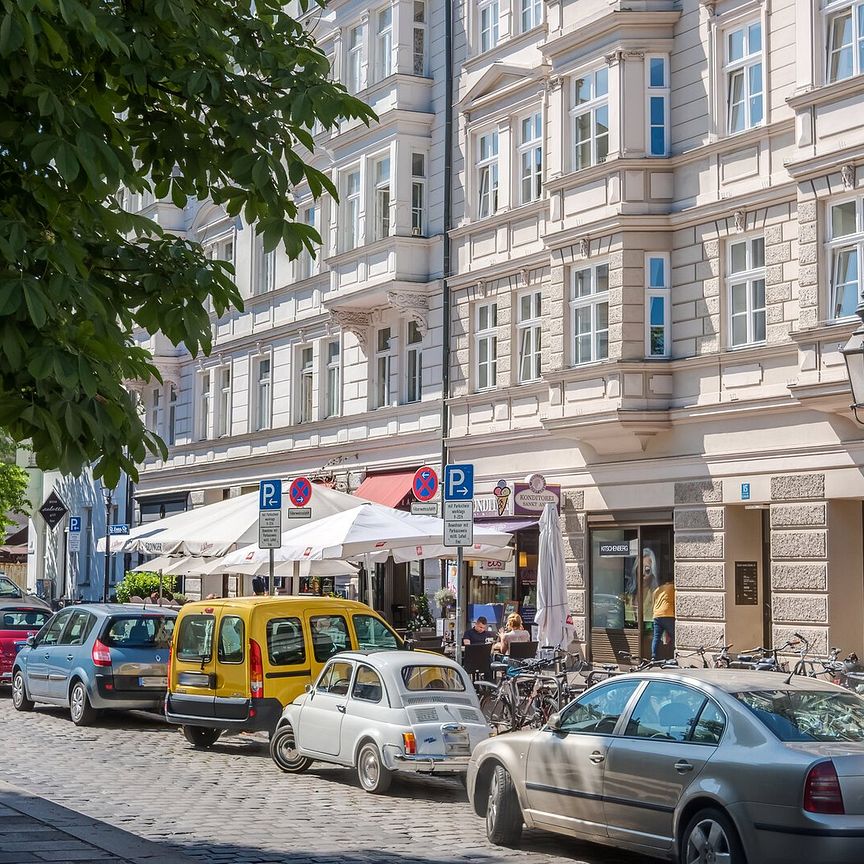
left=69, top=680, right=98, bottom=727
left=182, top=725, right=222, bottom=749
left=681, top=807, right=747, bottom=864
left=486, top=765, right=522, bottom=847
left=356, top=741, right=392, bottom=794
left=11, top=671, right=33, bottom=712
left=270, top=725, right=313, bottom=774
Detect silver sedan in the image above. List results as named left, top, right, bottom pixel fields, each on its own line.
left=466, top=669, right=864, bottom=864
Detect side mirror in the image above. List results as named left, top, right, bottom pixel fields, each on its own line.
left=546, top=712, right=563, bottom=732
left=26, top=635, right=36, bottom=647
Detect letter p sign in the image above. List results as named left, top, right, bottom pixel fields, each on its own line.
left=444, top=464, right=474, bottom=501
left=259, top=479, right=282, bottom=511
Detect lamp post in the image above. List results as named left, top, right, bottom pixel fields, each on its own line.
left=842, top=304, right=864, bottom=425
left=101, top=486, right=113, bottom=603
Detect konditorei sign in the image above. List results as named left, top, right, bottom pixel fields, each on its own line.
left=512, top=473, right=561, bottom=515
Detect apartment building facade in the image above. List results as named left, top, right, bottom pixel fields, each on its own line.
left=447, top=0, right=864, bottom=661
left=129, top=0, right=449, bottom=612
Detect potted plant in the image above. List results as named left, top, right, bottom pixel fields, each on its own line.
left=407, top=594, right=435, bottom=633
left=434, top=586, right=456, bottom=618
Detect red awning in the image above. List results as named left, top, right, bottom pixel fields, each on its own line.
left=354, top=471, right=416, bottom=508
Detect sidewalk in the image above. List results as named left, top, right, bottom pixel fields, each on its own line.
left=0, top=780, right=197, bottom=864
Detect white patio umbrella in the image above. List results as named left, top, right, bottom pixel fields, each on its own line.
left=369, top=542, right=513, bottom=564
left=98, top=484, right=364, bottom=556
left=534, top=502, right=573, bottom=651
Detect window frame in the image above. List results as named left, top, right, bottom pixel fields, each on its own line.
left=405, top=320, right=423, bottom=404
left=520, top=0, right=543, bottom=33
left=352, top=663, right=385, bottom=703
left=217, top=615, right=245, bottom=665
left=342, top=167, right=362, bottom=251
left=828, top=195, right=864, bottom=321
left=167, top=383, right=177, bottom=446
left=254, top=238, right=276, bottom=296
left=475, top=301, right=498, bottom=391
left=825, top=0, right=864, bottom=83
left=298, top=345, right=314, bottom=424
left=372, top=155, right=392, bottom=242
left=646, top=55, right=670, bottom=157
left=297, top=205, right=318, bottom=280
left=518, top=110, right=543, bottom=205
left=559, top=678, right=642, bottom=735
left=325, top=338, right=342, bottom=418
left=373, top=6, right=393, bottom=84
left=198, top=370, right=212, bottom=441
left=411, top=152, right=426, bottom=236
left=517, top=289, right=542, bottom=384
left=375, top=326, right=394, bottom=408
left=265, top=616, right=306, bottom=667
left=476, top=129, right=499, bottom=219
left=148, top=386, right=162, bottom=435
left=571, top=67, right=610, bottom=172
left=570, top=261, right=610, bottom=366
left=723, top=19, right=764, bottom=135
left=346, top=24, right=365, bottom=94
left=412, top=1, right=428, bottom=76
left=727, top=235, right=767, bottom=346
left=215, top=365, right=231, bottom=438
left=645, top=253, right=671, bottom=358
left=478, top=0, right=500, bottom=54
left=254, top=356, right=272, bottom=432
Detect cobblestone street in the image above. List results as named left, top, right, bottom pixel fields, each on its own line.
left=0, top=695, right=648, bottom=864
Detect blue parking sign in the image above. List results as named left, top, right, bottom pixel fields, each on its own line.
left=444, top=464, right=474, bottom=501
left=69, top=516, right=81, bottom=533
left=259, top=479, right=282, bottom=511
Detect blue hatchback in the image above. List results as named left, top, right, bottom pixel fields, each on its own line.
left=11, top=603, right=176, bottom=726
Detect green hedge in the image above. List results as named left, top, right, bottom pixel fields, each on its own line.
left=116, top=571, right=177, bottom=603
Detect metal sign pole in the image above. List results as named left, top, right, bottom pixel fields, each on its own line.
left=269, top=548, right=275, bottom=595
left=455, top=545, right=464, bottom=665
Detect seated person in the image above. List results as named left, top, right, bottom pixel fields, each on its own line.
left=492, top=613, right=530, bottom=655
left=462, top=616, right=490, bottom=646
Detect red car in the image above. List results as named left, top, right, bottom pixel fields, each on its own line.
left=0, top=605, right=50, bottom=686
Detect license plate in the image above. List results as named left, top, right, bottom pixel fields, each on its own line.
left=139, top=676, right=167, bottom=688
left=442, top=728, right=470, bottom=756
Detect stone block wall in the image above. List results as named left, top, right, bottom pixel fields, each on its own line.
left=673, top=479, right=727, bottom=648
left=560, top=488, right=587, bottom=650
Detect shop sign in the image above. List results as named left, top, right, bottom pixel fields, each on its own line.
left=479, top=559, right=505, bottom=571
left=512, top=474, right=561, bottom=515
left=474, top=492, right=513, bottom=517
left=599, top=541, right=637, bottom=557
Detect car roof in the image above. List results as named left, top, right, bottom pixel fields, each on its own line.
left=616, top=668, right=843, bottom=693
left=327, top=649, right=460, bottom=670
left=58, top=603, right=178, bottom=617
left=180, top=596, right=370, bottom=609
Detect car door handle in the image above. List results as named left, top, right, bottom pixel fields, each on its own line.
left=589, top=751, right=605, bottom=764
left=43, top=653, right=50, bottom=659
left=337, top=705, right=346, bottom=714
left=674, top=760, right=694, bottom=773
left=66, top=655, right=74, bottom=662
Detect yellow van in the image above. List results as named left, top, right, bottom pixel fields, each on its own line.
left=165, top=596, right=402, bottom=747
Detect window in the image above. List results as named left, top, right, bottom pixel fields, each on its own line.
left=38, top=611, right=71, bottom=646
left=571, top=263, right=609, bottom=365
left=325, top=339, right=341, bottom=418
left=346, top=25, right=364, bottom=93
left=373, top=156, right=391, bottom=241
left=476, top=302, right=498, bottom=390
left=519, top=112, right=543, bottom=204
left=735, top=689, right=864, bottom=741
left=255, top=357, right=272, bottom=431
left=352, top=664, right=384, bottom=702
left=725, top=21, right=763, bottom=134
left=104, top=615, right=174, bottom=647
left=198, top=371, right=211, bottom=440
left=206, top=235, right=234, bottom=266
left=829, top=197, right=864, bottom=319
left=311, top=615, right=351, bottom=662
left=167, top=384, right=177, bottom=446
left=254, top=240, right=276, bottom=295
left=413, top=1, right=427, bottom=75
left=478, top=0, right=499, bottom=53
left=521, top=0, right=542, bottom=32
left=148, top=387, right=162, bottom=434
left=645, top=254, right=670, bottom=357
left=175, top=614, right=215, bottom=661
left=1, top=610, right=49, bottom=631
left=405, top=320, right=423, bottom=403
left=316, top=660, right=354, bottom=695
left=266, top=617, right=306, bottom=666
left=353, top=614, right=400, bottom=649
left=827, top=2, right=864, bottom=82
left=343, top=169, right=361, bottom=250
left=411, top=153, right=426, bottom=236
left=299, top=346, right=314, bottom=423
left=61, top=610, right=96, bottom=646
left=297, top=206, right=318, bottom=279
left=572, top=68, right=609, bottom=171
left=692, top=700, right=727, bottom=745
left=476, top=131, right=499, bottom=218
left=402, top=666, right=466, bottom=691
left=517, top=290, right=542, bottom=382
left=560, top=679, right=640, bottom=734
left=728, top=236, right=766, bottom=345
left=647, top=56, right=670, bottom=156
left=217, top=616, right=245, bottom=664
left=215, top=366, right=231, bottom=437
left=624, top=682, right=714, bottom=742
left=374, top=7, right=393, bottom=82
left=375, top=327, right=393, bottom=408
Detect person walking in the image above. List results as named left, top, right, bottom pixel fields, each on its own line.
left=651, top=574, right=676, bottom=661
left=492, top=612, right=530, bottom=655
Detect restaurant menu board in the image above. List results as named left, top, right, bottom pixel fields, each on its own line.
left=734, top=561, right=759, bottom=606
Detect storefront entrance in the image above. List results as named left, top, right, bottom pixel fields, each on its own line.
left=589, top=523, right=674, bottom=664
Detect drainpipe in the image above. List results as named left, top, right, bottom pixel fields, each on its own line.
left=440, top=0, right=453, bottom=476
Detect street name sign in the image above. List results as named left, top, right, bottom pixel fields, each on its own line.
left=444, top=500, right=473, bottom=546
left=287, top=507, right=312, bottom=519
left=411, top=501, right=439, bottom=516
left=108, top=524, right=129, bottom=535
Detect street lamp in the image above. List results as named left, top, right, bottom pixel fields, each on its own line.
left=101, top=486, right=113, bottom=603
left=842, top=306, right=864, bottom=425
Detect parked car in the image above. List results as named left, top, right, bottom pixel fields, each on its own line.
left=270, top=649, right=489, bottom=793
left=467, top=669, right=864, bottom=864
left=0, top=605, right=51, bottom=686
left=166, top=596, right=403, bottom=748
left=0, top=575, right=50, bottom=610
left=11, top=603, right=177, bottom=725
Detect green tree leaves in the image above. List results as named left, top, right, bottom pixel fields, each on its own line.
left=0, top=0, right=373, bottom=486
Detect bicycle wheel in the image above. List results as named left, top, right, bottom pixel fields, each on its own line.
left=479, top=690, right=514, bottom=734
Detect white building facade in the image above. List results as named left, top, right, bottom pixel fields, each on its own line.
left=447, top=0, right=864, bottom=661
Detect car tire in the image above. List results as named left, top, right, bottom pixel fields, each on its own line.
left=486, top=765, right=523, bottom=847
left=681, top=807, right=747, bottom=864
left=270, top=725, right=313, bottom=774
left=69, top=680, right=98, bottom=727
left=356, top=741, right=392, bottom=794
left=11, top=671, right=33, bottom=712
left=182, top=725, right=222, bottom=749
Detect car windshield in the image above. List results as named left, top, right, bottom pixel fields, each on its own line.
left=401, top=665, right=465, bottom=692
left=735, top=689, right=864, bottom=742
left=103, top=616, right=175, bottom=648
left=0, top=577, right=23, bottom=598
left=1, top=609, right=49, bottom=630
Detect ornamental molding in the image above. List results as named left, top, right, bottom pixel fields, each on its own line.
left=387, top=291, right=429, bottom=338
left=329, top=308, right=372, bottom=352
left=841, top=163, right=856, bottom=190
left=733, top=210, right=746, bottom=233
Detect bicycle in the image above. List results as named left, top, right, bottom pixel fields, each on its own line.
left=675, top=641, right=731, bottom=669
left=617, top=650, right=679, bottom=672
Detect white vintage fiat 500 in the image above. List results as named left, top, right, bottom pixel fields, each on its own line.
left=270, top=649, right=489, bottom=793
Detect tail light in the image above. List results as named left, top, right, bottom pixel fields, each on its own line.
left=249, top=638, right=264, bottom=700
left=804, top=761, right=845, bottom=814
left=402, top=732, right=416, bottom=755
left=91, top=639, right=112, bottom=667
left=167, top=640, right=173, bottom=691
